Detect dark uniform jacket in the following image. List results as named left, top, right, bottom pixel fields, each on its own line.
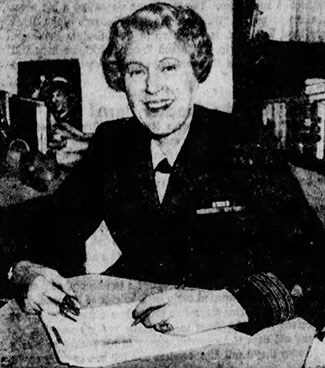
left=1, top=105, right=325, bottom=333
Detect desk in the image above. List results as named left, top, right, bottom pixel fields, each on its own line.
left=0, top=275, right=317, bottom=368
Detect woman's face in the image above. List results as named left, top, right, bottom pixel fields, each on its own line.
left=124, top=28, right=199, bottom=137
left=50, top=89, right=69, bottom=115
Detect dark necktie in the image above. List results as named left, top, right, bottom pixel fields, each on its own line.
left=154, top=158, right=172, bottom=174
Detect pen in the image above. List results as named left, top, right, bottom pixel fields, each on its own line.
left=52, top=326, right=64, bottom=345
left=131, top=303, right=167, bottom=327
left=131, top=284, right=186, bottom=327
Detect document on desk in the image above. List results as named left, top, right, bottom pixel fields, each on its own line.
left=41, top=302, right=244, bottom=367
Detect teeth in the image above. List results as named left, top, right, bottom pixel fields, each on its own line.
left=146, top=100, right=172, bottom=109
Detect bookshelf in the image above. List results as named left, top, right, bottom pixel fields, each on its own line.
left=0, top=91, right=49, bottom=155
left=233, top=33, right=325, bottom=174
left=260, top=94, right=325, bottom=160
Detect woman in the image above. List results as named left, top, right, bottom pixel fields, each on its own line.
left=5, top=3, right=325, bottom=336
left=42, top=77, right=91, bottom=167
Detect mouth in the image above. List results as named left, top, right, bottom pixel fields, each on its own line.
left=143, top=99, right=174, bottom=113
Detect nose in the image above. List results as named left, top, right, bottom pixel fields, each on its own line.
left=145, top=70, right=161, bottom=95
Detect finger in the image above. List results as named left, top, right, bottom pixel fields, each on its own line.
left=27, top=275, right=48, bottom=300
left=133, top=292, right=170, bottom=319
left=25, top=276, right=53, bottom=313
left=44, top=268, right=76, bottom=297
left=166, top=311, right=201, bottom=336
left=142, top=306, right=170, bottom=328
left=43, top=284, right=66, bottom=304
left=40, top=297, right=61, bottom=316
left=26, top=276, right=71, bottom=316
left=24, top=297, right=42, bottom=314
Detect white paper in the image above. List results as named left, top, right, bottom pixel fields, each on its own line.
left=41, top=302, right=245, bottom=367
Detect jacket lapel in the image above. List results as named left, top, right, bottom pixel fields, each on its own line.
left=160, top=106, right=212, bottom=209
left=160, top=105, right=235, bottom=210
left=128, top=121, right=161, bottom=209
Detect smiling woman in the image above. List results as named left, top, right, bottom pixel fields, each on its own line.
left=124, top=28, right=198, bottom=137
left=101, top=3, right=213, bottom=91
left=101, top=3, right=213, bottom=137
left=4, top=1, right=325, bottom=342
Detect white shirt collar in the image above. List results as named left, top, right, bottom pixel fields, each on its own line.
left=151, top=139, right=175, bottom=169
left=150, top=109, right=193, bottom=169
left=151, top=124, right=190, bottom=169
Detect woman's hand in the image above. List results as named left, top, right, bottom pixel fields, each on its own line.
left=132, top=288, right=248, bottom=336
left=10, top=261, right=76, bottom=315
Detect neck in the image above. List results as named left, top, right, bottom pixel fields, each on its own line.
left=155, top=107, right=193, bottom=156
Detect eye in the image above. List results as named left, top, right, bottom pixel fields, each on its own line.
left=161, top=64, right=177, bottom=73
left=126, top=67, right=146, bottom=78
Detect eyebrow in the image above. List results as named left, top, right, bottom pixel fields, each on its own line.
left=159, top=57, right=180, bottom=64
left=125, top=58, right=180, bottom=69
left=125, top=62, right=146, bottom=69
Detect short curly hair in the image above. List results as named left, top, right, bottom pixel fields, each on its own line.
left=101, top=2, right=213, bottom=92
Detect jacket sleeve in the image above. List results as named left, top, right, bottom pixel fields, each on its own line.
left=228, top=144, right=325, bottom=333
left=0, top=123, right=107, bottom=284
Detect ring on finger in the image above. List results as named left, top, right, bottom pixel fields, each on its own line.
left=155, top=321, right=174, bottom=333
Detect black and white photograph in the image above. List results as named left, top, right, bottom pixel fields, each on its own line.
left=1, top=1, right=325, bottom=367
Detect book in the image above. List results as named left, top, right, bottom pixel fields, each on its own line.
left=262, top=101, right=287, bottom=149
left=305, top=84, right=325, bottom=96
left=9, top=95, right=48, bottom=153
left=315, top=101, right=325, bottom=160
left=274, top=102, right=287, bottom=149
left=308, top=93, right=325, bottom=103
left=305, top=78, right=325, bottom=86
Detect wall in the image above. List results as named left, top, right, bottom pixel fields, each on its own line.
left=255, top=0, right=325, bottom=42
left=0, top=0, right=233, bottom=132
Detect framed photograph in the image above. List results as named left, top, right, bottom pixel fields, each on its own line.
left=17, top=59, right=82, bottom=131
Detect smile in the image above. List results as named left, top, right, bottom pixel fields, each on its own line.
left=144, top=99, right=174, bottom=112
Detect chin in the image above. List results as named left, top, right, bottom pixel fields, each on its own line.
left=135, top=105, right=190, bottom=136
left=149, top=130, right=174, bottom=138
left=145, top=121, right=184, bottom=138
